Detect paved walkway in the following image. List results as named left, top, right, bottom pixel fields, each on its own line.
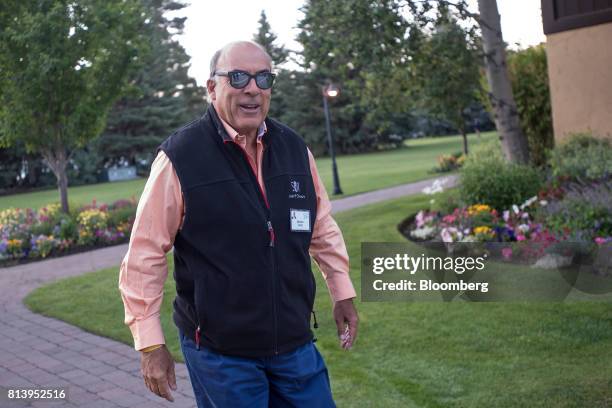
left=0, top=175, right=457, bottom=407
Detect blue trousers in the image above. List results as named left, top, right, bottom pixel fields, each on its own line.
left=178, top=331, right=336, bottom=408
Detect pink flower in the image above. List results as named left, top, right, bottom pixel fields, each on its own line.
left=502, top=247, right=513, bottom=260
left=415, top=211, right=426, bottom=228
left=594, top=237, right=608, bottom=245
left=516, top=234, right=526, bottom=241
left=443, top=214, right=456, bottom=223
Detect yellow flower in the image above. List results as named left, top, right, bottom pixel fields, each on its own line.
left=473, top=226, right=493, bottom=235
left=467, top=204, right=492, bottom=216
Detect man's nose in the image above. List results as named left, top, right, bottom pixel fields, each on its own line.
left=243, top=77, right=260, bottom=94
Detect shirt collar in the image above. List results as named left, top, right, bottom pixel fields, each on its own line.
left=217, top=114, right=267, bottom=143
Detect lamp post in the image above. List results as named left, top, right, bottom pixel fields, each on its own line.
left=322, top=83, right=343, bottom=195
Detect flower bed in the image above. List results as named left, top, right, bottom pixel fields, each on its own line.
left=0, top=199, right=136, bottom=266
left=401, top=180, right=612, bottom=269
left=406, top=133, right=611, bottom=272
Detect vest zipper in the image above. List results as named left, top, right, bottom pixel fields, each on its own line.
left=267, top=221, right=275, bottom=247
left=227, top=140, right=279, bottom=354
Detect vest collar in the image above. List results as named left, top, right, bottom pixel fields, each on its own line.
left=206, top=104, right=268, bottom=144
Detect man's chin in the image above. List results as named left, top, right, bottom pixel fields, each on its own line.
left=235, top=118, right=264, bottom=133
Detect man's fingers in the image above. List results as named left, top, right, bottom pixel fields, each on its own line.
left=348, top=317, right=359, bottom=343
left=168, top=363, right=177, bottom=391
left=143, top=377, right=152, bottom=393
left=149, top=377, right=161, bottom=399
left=335, top=317, right=344, bottom=337
left=155, top=377, right=174, bottom=402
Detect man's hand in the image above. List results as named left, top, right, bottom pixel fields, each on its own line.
left=333, top=298, right=359, bottom=350
left=140, top=345, right=177, bottom=402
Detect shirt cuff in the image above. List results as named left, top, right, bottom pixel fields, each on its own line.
left=326, top=274, right=357, bottom=302
left=129, top=315, right=166, bottom=351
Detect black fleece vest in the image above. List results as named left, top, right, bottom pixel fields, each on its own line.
left=159, top=106, right=317, bottom=357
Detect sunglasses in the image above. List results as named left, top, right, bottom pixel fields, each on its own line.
left=214, top=70, right=276, bottom=90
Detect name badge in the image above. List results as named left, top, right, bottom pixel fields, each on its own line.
left=290, top=209, right=311, bottom=232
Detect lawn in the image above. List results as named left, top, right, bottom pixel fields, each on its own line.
left=0, top=178, right=147, bottom=211
left=0, top=132, right=495, bottom=210
left=25, top=189, right=612, bottom=407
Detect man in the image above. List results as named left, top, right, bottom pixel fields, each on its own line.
left=119, top=41, right=359, bottom=407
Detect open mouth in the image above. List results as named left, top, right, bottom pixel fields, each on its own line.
left=239, top=103, right=260, bottom=113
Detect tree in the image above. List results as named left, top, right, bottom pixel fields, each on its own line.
left=401, top=0, right=530, bottom=163
left=0, top=0, right=146, bottom=212
left=297, top=0, right=410, bottom=153
left=506, top=44, right=553, bottom=167
left=97, top=0, right=207, bottom=170
left=253, top=10, right=289, bottom=67
left=413, top=6, right=482, bottom=154
left=477, top=0, right=529, bottom=163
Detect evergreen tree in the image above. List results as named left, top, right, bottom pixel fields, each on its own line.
left=296, top=0, right=410, bottom=153
left=253, top=10, right=289, bottom=67
left=97, top=0, right=207, bottom=169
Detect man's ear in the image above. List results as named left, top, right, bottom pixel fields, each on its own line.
left=206, top=79, right=216, bottom=101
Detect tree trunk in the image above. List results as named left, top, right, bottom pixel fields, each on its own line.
left=57, top=164, right=69, bottom=214
left=477, top=0, right=530, bottom=164
left=26, top=154, right=41, bottom=187
left=42, top=147, right=70, bottom=213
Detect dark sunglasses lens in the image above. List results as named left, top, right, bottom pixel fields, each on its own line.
left=255, top=73, right=274, bottom=89
left=230, top=72, right=250, bottom=88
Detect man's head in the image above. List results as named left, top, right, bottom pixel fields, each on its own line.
left=207, top=41, right=274, bottom=137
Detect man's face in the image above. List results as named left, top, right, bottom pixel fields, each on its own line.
left=207, top=44, right=272, bottom=136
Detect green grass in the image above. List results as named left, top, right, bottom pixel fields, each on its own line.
left=25, top=189, right=612, bottom=407
left=0, top=178, right=147, bottom=211
left=0, top=132, right=495, bottom=210
left=316, top=132, right=494, bottom=197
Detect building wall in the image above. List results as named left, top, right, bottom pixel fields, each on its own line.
left=546, top=22, right=612, bottom=143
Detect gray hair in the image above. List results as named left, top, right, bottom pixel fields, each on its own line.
left=209, top=41, right=273, bottom=79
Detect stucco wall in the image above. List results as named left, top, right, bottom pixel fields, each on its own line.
left=546, top=22, right=612, bottom=143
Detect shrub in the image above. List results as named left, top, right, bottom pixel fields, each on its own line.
left=538, top=179, right=612, bottom=241
left=459, top=145, right=543, bottom=211
left=548, top=133, right=612, bottom=181
left=507, top=45, right=554, bottom=167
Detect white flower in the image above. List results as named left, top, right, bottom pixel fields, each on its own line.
left=503, top=210, right=510, bottom=222
left=520, top=195, right=538, bottom=209
left=518, top=224, right=530, bottom=233
left=411, top=226, right=436, bottom=240
left=512, top=205, right=520, bottom=214
left=539, top=200, right=548, bottom=206
left=440, top=228, right=453, bottom=243
left=422, top=179, right=445, bottom=195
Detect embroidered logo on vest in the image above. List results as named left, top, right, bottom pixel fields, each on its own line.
left=289, top=180, right=305, bottom=199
